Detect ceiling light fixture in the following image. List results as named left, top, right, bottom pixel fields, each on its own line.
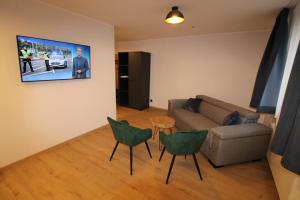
left=165, top=6, right=185, bottom=24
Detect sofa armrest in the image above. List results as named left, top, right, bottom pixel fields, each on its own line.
left=210, top=123, right=272, bottom=140
left=168, top=99, right=187, bottom=114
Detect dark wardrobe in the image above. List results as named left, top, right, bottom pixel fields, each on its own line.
left=117, top=52, right=151, bottom=110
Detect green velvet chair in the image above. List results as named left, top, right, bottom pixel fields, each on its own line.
left=107, top=117, right=152, bottom=175
left=159, top=130, right=208, bottom=184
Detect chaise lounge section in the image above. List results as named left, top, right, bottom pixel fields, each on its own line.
left=168, top=95, right=272, bottom=167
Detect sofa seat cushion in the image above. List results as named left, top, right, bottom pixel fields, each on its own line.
left=211, top=123, right=272, bottom=140
left=173, top=108, right=218, bottom=130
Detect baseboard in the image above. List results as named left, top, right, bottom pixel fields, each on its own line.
left=149, top=106, right=167, bottom=111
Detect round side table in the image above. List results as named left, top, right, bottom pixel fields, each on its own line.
left=150, top=116, right=176, bottom=150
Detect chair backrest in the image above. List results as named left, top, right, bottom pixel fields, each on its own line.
left=167, top=130, right=208, bottom=155
left=107, top=117, right=128, bottom=142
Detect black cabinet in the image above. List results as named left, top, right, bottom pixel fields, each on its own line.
left=117, top=52, right=150, bottom=110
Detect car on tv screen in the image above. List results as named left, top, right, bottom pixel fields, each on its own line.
left=49, top=52, right=67, bottom=68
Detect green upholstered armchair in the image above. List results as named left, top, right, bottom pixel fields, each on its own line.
left=107, top=117, right=152, bottom=175
left=159, top=130, right=208, bottom=184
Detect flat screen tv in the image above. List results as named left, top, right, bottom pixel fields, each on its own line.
left=17, top=35, right=91, bottom=82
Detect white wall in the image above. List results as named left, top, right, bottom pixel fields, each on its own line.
left=0, top=0, right=116, bottom=167
left=116, top=30, right=270, bottom=109
left=268, top=3, right=300, bottom=200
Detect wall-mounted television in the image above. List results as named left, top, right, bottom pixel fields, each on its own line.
left=17, top=35, right=91, bottom=82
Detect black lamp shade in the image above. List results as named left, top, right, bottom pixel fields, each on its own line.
left=165, top=6, right=185, bottom=24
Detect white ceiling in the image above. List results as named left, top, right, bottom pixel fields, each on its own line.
left=39, top=0, right=292, bottom=41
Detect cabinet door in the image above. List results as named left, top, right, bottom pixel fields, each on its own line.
left=139, top=53, right=150, bottom=109
left=128, top=52, right=143, bottom=109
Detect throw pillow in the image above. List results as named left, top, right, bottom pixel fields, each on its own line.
left=223, top=111, right=241, bottom=126
left=183, top=98, right=202, bottom=113
left=242, top=113, right=259, bottom=124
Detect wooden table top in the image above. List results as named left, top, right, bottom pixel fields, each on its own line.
left=150, top=116, right=175, bottom=129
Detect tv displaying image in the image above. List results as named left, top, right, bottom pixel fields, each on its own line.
left=17, top=35, right=91, bottom=82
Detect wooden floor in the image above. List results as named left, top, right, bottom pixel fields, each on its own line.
left=0, top=107, right=279, bottom=200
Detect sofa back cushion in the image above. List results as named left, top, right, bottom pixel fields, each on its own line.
left=197, top=95, right=259, bottom=124
left=199, top=102, right=232, bottom=125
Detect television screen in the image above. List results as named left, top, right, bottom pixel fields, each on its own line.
left=17, top=35, right=91, bottom=82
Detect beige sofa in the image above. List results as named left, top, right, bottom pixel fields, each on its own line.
left=168, top=95, right=272, bottom=167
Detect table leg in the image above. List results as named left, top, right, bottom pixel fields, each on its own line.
left=152, top=126, right=157, bottom=139
left=159, top=128, right=162, bottom=151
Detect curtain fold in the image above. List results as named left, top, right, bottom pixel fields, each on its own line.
left=271, top=42, right=300, bottom=175
left=250, top=8, right=289, bottom=113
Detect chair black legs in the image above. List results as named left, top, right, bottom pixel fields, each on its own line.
left=130, top=146, right=133, bottom=176
left=109, top=141, right=119, bottom=161
left=110, top=140, right=153, bottom=176
left=166, top=155, right=176, bottom=184
left=145, top=141, right=152, bottom=158
left=192, top=154, right=203, bottom=180
left=159, top=146, right=166, bottom=162
left=163, top=153, right=203, bottom=184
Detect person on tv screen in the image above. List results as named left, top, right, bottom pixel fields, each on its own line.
left=21, top=46, right=34, bottom=73
left=40, top=52, right=50, bottom=71
left=72, top=47, right=89, bottom=79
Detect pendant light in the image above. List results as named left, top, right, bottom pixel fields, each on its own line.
left=165, top=6, right=185, bottom=24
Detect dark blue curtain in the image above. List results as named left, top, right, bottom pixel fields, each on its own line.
left=271, top=42, right=300, bottom=175
left=250, top=8, right=289, bottom=113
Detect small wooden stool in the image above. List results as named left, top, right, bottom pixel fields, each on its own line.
left=150, top=116, right=176, bottom=150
